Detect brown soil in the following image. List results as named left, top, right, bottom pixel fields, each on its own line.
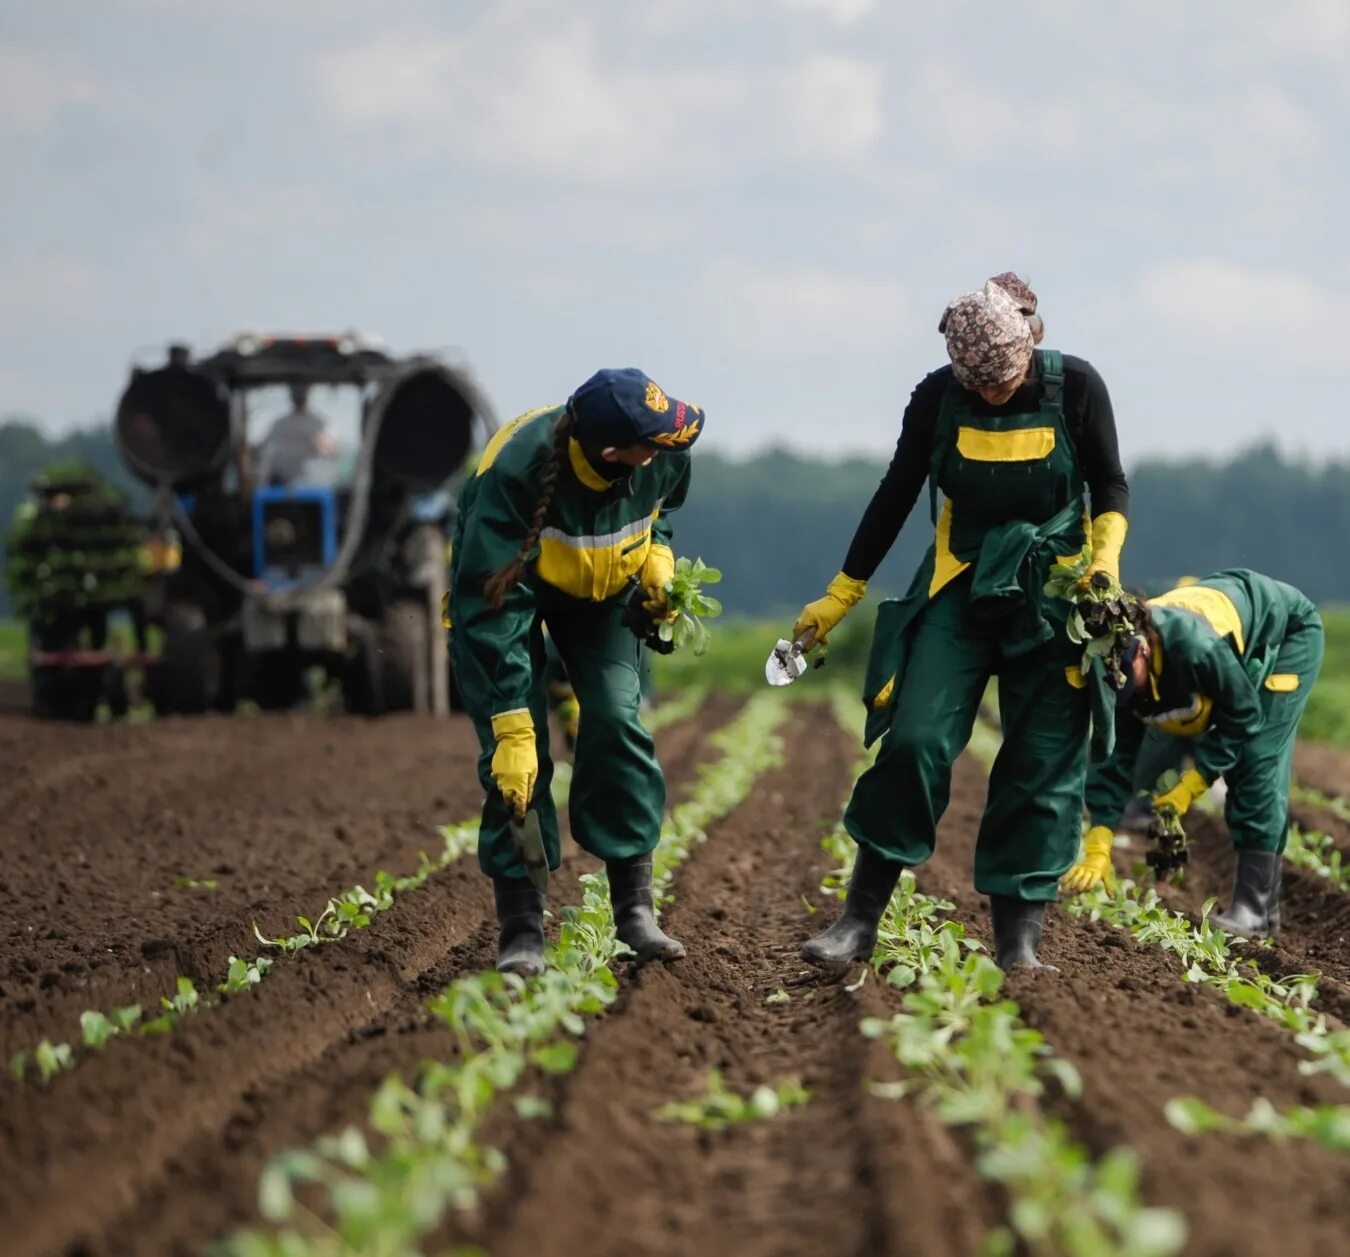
left=1294, top=741, right=1350, bottom=800
left=4, top=694, right=1349, bottom=1257
left=0, top=698, right=733, bottom=1257
left=917, top=755, right=1350, bottom=1257
left=449, top=709, right=998, bottom=1257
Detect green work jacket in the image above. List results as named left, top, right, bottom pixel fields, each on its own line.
left=1085, top=569, right=1318, bottom=823
left=447, top=405, right=690, bottom=719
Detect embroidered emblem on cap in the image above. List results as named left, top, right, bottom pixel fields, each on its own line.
left=644, top=382, right=670, bottom=413
left=651, top=417, right=701, bottom=447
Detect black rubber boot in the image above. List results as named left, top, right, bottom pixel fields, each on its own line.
left=991, top=896, right=1056, bottom=972
left=801, top=847, right=904, bottom=974
left=493, top=877, right=545, bottom=978
left=1212, top=849, right=1282, bottom=937
left=608, top=855, right=686, bottom=963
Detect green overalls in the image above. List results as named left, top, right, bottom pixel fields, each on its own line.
left=848, top=351, right=1092, bottom=900
left=1086, top=570, right=1324, bottom=852
left=447, top=406, right=691, bottom=880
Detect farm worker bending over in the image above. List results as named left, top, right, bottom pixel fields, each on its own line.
left=1063, top=569, right=1323, bottom=937
left=794, top=273, right=1129, bottom=972
left=447, top=368, right=702, bottom=977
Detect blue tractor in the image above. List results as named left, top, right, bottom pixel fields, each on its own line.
left=114, top=332, right=496, bottom=715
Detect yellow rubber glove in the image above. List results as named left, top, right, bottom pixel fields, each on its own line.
left=490, top=710, right=538, bottom=821
left=792, top=571, right=867, bottom=645
left=1080, top=511, right=1128, bottom=587
left=1060, top=825, right=1117, bottom=893
left=1152, top=768, right=1208, bottom=818
left=638, top=542, right=677, bottom=622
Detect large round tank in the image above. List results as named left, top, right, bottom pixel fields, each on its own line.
left=115, top=365, right=232, bottom=489
left=369, top=365, right=483, bottom=491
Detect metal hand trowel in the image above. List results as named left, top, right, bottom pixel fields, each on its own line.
left=509, top=809, right=549, bottom=893
left=764, top=628, right=819, bottom=687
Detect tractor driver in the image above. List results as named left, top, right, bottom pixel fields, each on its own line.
left=256, top=384, right=340, bottom=486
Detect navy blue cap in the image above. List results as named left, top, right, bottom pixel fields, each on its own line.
left=568, top=368, right=704, bottom=453
left=1115, top=634, right=1147, bottom=707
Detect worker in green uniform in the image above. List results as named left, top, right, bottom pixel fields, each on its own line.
left=446, top=368, right=703, bottom=977
left=794, top=274, right=1130, bottom=972
left=542, top=632, right=581, bottom=756
left=1062, top=569, right=1323, bottom=936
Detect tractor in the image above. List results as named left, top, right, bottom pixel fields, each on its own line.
left=114, top=331, right=495, bottom=715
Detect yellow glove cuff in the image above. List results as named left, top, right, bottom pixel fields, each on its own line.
left=491, top=709, right=535, bottom=739
left=1088, top=511, right=1128, bottom=581
left=826, top=571, right=868, bottom=609
left=1179, top=768, right=1209, bottom=799
left=647, top=542, right=674, bottom=566
left=1084, top=825, right=1115, bottom=858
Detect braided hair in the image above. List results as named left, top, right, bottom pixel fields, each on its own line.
left=483, top=407, right=574, bottom=610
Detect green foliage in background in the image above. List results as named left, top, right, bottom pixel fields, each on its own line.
left=1301, top=607, right=1350, bottom=744
left=5, top=419, right=1350, bottom=616
left=0, top=620, right=24, bottom=680
left=651, top=610, right=873, bottom=693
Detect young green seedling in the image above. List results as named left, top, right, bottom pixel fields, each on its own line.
left=34, top=1040, right=74, bottom=1083
left=79, top=1005, right=143, bottom=1049
left=654, top=1070, right=810, bottom=1132
left=658, top=556, right=724, bottom=656
left=828, top=688, right=1186, bottom=1257
left=221, top=693, right=790, bottom=1256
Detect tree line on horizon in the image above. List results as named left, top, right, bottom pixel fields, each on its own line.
left=0, top=417, right=1344, bottom=617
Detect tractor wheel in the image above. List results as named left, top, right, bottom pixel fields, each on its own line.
left=344, top=602, right=429, bottom=715
left=67, top=668, right=103, bottom=723
left=378, top=601, right=428, bottom=713
left=30, top=667, right=63, bottom=720
left=161, top=603, right=217, bottom=714
left=248, top=654, right=306, bottom=712
left=104, top=662, right=130, bottom=719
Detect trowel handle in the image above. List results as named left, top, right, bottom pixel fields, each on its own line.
left=794, top=626, right=819, bottom=653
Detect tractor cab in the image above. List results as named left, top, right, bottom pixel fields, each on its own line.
left=115, top=331, right=495, bottom=715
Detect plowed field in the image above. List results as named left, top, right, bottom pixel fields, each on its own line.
left=1, top=698, right=1348, bottom=1256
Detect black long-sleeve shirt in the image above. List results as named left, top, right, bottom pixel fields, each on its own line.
left=842, top=354, right=1128, bottom=581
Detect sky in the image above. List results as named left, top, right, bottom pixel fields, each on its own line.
left=2, top=0, right=1349, bottom=465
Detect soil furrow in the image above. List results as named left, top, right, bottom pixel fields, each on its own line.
left=1290, top=798, right=1350, bottom=855
left=1153, top=811, right=1350, bottom=997
left=456, top=707, right=998, bottom=1257
left=1294, top=742, right=1350, bottom=802
left=918, top=753, right=1350, bottom=1257
left=0, top=710, right=486, bottom=1050
left=3, top=705, right=730, bottom=1257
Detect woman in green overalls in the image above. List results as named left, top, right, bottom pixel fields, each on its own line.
left=796, top=274, right=1130, bottom=972
left=447, top=368, right=704, bottom=977
left=1063, top=569, right=1324, bottom=937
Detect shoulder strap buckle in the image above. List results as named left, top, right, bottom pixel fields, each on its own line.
left=1038, top=349, right=1064, bottom=408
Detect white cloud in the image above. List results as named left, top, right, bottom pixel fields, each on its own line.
left=0, top=46, right=98, bottom=131
left=708, top=259, right=911, bottom=352
left=781, top=0, right=878, bottom=26
left=0, top=255, right=100, bottom=337
left=315, top=32, right=455, bottom=124
left=1092, top=79, right=1326, bottom=164
left=1253, top=0, right=1350, bottom=63
left=1139, top=258, right=1350, bottom=371
left=911, top=64, right=1081, bottom=161
left=778, top=55, right=883, bottom=159
left=311, top=18, right=883, bottom=181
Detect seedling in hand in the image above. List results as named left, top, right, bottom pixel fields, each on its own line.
left=1044, top=555, right=1137, bottom=689
left=637, top=556, right=723, bottom=656
left=1146, top=771, right=1189, bottom=882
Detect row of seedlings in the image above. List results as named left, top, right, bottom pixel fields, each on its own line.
left=221, top=691, right=790, bottom=1256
